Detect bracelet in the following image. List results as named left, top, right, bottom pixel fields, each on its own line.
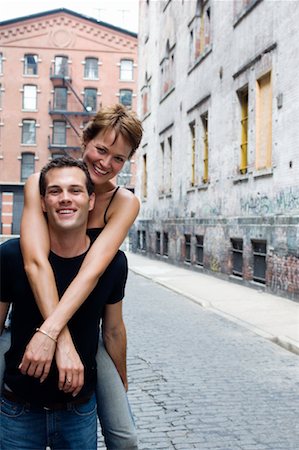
left=35, top=328, right=57, bottom=344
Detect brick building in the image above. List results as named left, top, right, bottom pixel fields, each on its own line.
left=0, top=8, right=138, bottom=234
left=135, top=0, right=299, bottom=300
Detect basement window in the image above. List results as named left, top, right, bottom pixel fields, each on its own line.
left=195, top=235, right=204, bottom=266
left=252, top=240, right=267, bottom=284
left=163, top=232, right=169, bottom=257
left=156, top=231, right=161, bottom=255
left=185, top=234, right=191, bottom=263
left=231, top=238, right=243, bottom=277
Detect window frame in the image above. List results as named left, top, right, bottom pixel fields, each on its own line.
left=84, top=88, right=97, bottom=112
left=84, top=57, right=99, bottom=80
left=54, top=87, right=68, bottom=111
left=119, top=89, right=133, bottom=108
left=54, top=55, right=69, bottom=77
left=21, top=119, right=36, bottom=145
left=120, top=59, right=134, bottom=81
left=52, top=120, right=67, bottom=146
left=24, top=54, right=38, bottom=76
left=23, top=85, right=37, bottom=111
left=21, top=152, right=35, bottom=182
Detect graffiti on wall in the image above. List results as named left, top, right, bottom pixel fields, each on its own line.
left=268, top=254, right=299, bottom=295
left=240, top=187, right=299, bottom=215
left=200, top=200, right=222, bottom=217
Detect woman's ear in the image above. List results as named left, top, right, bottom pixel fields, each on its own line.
left=88, top=192, right=96, bottom=212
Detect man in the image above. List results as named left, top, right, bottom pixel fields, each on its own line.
left=0, top=157, right=128, bottom=449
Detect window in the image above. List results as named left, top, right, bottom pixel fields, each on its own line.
left=119, top=89, right=133, bottom=108
left=53, top=121, right=66, bottom=145
left=185, top=234, right=191, bottom=263
left=160, top=41, right=175, bottom=98
left=142, top=153, right=147, bottom=199
left=231, top=239, right=243, bottom=277
left=256, top=72, right=272, bottom=170
left=120, top=59, right=133, bottom=81
left=252, top=240, right=267, bottom=284
left=84, top=88, right=97, bottom=112
left=156, top=231, right=161, bottom=255
left=234, top=0, right=261, bottom=22
left=190, top=122, right=196, bottom=187
left=189, top=1, right=211, bottom=66
left=54, top=56, right=68, bottom=77
left=238, top=87, right=248, bottom=174
left=117, top=160, right=132, bottom=186
left=22, top=120, right=36, bottom=145
left=23, top=85, right=37, bottom=110
left=141, top=74, right=151, bottom=117
left=137, top=230, right=146, bottom=252
left=24, top=54, right=38, bottom=75
left=141, top=231, right=146, bottom=251
left=163, top=232, right=169, bottom=257
left=195, top=235, right=204, bottom=266
left=84, top=58, right=98, bottom=79
left=52, top=152, right=66, bottom=159
left=167, top=136, right=173, bottom=194
left=21, top=153, right=35, bottom=181
left=54, top=87, right=67, bottom=111
left=159, top=135, right=173, bottom=195
left=201, top=112, right=209, bottom=183
left=159, top=142, right=165, bottom=195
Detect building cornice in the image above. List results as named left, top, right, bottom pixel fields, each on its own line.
left=0, top=8, right=137, bottom=38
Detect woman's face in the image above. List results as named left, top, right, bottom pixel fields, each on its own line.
left=83, top=128, right=132, bottom=186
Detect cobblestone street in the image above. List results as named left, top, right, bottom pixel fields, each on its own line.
left=98, top=272, right=299, bottom=450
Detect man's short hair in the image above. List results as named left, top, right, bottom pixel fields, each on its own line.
left=39, top=157, right=94, bottom=196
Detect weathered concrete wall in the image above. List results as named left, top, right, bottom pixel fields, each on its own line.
left=136, top=0, right=299, bottom=299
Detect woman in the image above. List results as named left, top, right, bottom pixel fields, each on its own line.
left=1, top=104, right=143, bottom=449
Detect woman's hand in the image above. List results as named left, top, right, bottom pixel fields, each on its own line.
left=19, top=327, right=84, bottom=396
left=55, top=328, right=84, bottom=396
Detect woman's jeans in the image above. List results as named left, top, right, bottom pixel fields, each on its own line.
left=0, top=331, right=138, bottom=450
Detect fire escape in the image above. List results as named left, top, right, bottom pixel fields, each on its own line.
left=48, top=56, right=96, bottom=157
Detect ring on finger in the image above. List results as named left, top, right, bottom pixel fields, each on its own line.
left=66, top=378, right=72, bottom=384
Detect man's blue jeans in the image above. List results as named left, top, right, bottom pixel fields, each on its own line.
left=0, top=331, right=138, bottom=450
left=0, top=393, right=97, bottom=449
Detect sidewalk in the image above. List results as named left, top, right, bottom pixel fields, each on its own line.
left=126, top=252, right=299, bottom=356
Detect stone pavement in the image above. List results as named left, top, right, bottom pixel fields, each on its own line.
left=96, top=259, right=299, bottom=450
left=125, top=252, right=299, bottom=356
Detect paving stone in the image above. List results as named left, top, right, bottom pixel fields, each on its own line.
left=97, top=273, right=299, bottom=449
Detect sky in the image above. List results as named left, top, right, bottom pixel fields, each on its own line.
left=0, top=0, right=139, bottom=33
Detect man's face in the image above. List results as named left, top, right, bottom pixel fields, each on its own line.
left=41, top=167, right=95, bottom=232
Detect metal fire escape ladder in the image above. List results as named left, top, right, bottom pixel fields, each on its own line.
left=63, top=78, right=89, bottom=112
left=62, top=113, right=80, bottom=137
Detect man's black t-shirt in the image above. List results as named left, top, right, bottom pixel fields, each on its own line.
left=0, top=237, right=128, bottom=406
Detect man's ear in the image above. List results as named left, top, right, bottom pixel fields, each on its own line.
left=88, top=192, right=95, bottom=211
left=41, top=196, right=47, bottom=213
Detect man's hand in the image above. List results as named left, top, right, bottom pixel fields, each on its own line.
left=19, top=331, right=56, bottom=382
left=55, top=330, right=84, bottom=397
